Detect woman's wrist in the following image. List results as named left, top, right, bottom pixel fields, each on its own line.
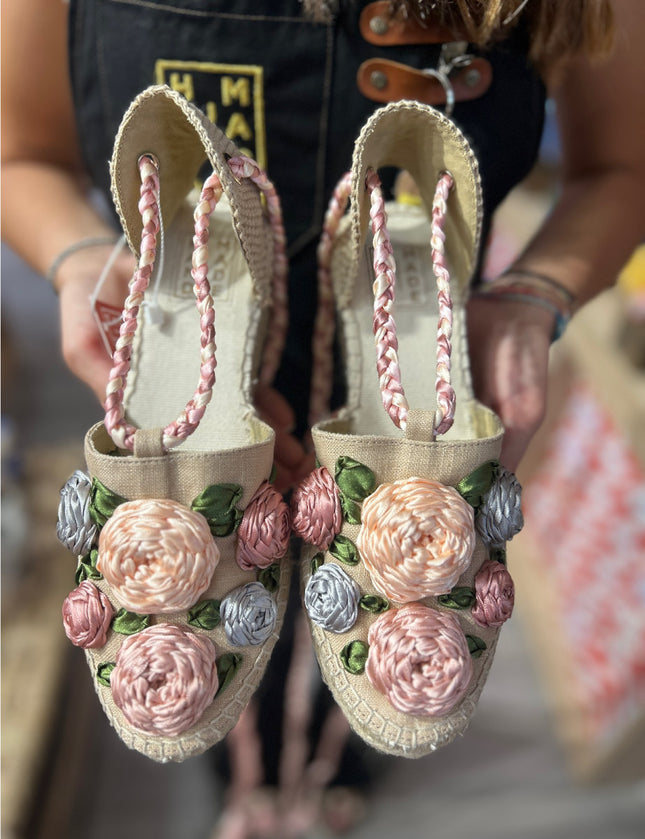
left=47, top=235, right=120, bottom=294
left=471, top=267, right=578, bottom=342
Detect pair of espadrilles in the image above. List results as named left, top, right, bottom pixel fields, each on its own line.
left=57, top=86, right=522, bottom=763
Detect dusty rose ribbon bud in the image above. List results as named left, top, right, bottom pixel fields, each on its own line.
left=62, top=580, right=114, bottom=649
left=304, top=562, right=360, bottom=633
left=366, top=604, right=473, bottom=717
left=57, top=470, right=98, bottom=555
left=236, top=481, right=291, bottom=571
left=97, top=498, right=219, bottom=614
left=357, top=477, right=475, bottom=603
left=291, top=467, right=342, bottom=550
left=471, top=560, right=515, bottom=628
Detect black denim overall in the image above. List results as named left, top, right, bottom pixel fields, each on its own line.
left=69, top=0, right=545, bottom=783
left=70, top=0, right=545, bottom=436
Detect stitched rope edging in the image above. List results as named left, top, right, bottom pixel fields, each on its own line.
left=309, top=172, right=353, bottom=426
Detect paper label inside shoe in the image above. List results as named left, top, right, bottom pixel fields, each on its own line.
left=160, top=202, right=237, bottom=303
left=365, top=242, right=431, bottom=307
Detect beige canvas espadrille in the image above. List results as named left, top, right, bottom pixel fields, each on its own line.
left=56, top=86, right=291, bottom=762
left=292, top=101, right=524, bottom=758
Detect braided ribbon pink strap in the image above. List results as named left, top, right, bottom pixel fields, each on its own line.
left=105, top=154, right=287, bottom=451
left=309, top=172, right=353, bottom=426
left=310, top=168, right=456, bottom=437
left=430, top=171, right=456, bottom=435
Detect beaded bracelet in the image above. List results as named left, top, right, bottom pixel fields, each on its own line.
left=46, top=235, right=119, bottom=292
left=472, top=268, right=577, bottom=342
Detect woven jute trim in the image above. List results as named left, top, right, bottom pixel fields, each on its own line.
left=110, top=85, right=273, bottom=306
left=302, top=424, right=503, bottom=758
left=349, top=100, right=482, bottom=300
left=83, top=420, right=291, bottom=763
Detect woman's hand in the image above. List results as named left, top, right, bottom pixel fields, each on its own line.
left=467, top=295, right=554, bottom=472
left=254, top=383, right=315, bottom=492
left=57, top=243, right=135, bottom=402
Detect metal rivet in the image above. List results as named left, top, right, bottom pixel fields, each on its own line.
left=370, top=71, right=388, bottom=91
left=463, top=68, right=481, bottom=88
left=369, top=16, right=389, bottom=35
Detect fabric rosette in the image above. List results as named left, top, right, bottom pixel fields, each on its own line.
left=291, top=467, right=342, bottom=550
left=96, top=498, right=219, bottom=614
left=304, top=562, right=361, bottom=633
left=236, top=481, right=290, bottom=571
left=220, top=582, right=277, bottom=646
left=57, top=470, right=98, bottom=555
left=471, top=560, right=515, bottom=628
left=111, top=624, right=218, bottom=737
left=62, top=580, right=114, bottom=649
left=476, top=467, right=524, bottom=546
left=357, top=477, right=475, bottom=603
left=366, top=604, right=473, bottom=717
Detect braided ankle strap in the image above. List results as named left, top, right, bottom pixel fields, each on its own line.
left=105, top=153, right=287, bottom=452
left=311, top=168, right=456, bottom=438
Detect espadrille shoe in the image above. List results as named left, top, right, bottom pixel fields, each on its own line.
left=293, top=101, right=524, bottom=758
left=56, top=86, right=291, bottom=763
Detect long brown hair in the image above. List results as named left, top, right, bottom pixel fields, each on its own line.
left=302, top=1, right=615, bottom=71
left=390, top=0, right=615, bottom=71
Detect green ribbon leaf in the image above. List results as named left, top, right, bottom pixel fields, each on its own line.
left=111, top=609, right=150, bottom=635
left=187, top=599, right=221, bottom=630
left=466, top=635, right=488, bottom=659
left=339, top=492, right=362, bottom=525
left=75, top=548, right=103, bottom=584
left=334, top=456, right=376, bottom=502
left=191, top=483, right=243, bottom=537
left=456, top=461, right=499, bottom=509
left=258, top=564, right=280, bottom=594
left=359, top=594, right=390, bottom=614
left=329, top=534, right=360, bottom=566
left=89, top=478, right=127, bottom=528
left=490, top=547, right=507, bottom=566
left=269, top=464, right=277, bottom=485
left=437, top=587, right=476, bottom=610
left=311, top=553, right=325, bottom=575
left=97, top=662, right=116, bottom=687
left=340, top=640, right=369, bottom=675
left=216, top=653, right=242, bottom=696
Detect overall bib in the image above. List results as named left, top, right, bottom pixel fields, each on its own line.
left=70, top=0, right=545, bottom=434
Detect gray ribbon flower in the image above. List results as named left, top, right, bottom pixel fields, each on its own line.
left=57, top=470, right=98, bottom=556
left=220, top=582, right=277, bottom=646
left=304, top=563, right=360, bottom=633
left=476, top=467, right=524, bottom=547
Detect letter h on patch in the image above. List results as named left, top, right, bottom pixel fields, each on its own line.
left=155, top=60, right=266, bottom=169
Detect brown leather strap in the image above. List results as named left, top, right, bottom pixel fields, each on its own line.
left=360, top=1, right=465, bottom=45
left=357, top=57, right=492, bottom=106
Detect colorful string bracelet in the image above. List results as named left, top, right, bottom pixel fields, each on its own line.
left=472, top=268, right=577, bottom=342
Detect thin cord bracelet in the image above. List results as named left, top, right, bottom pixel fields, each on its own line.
left=500, top=266, right=577, bottom=305
left=471, top=287, right=571, bottom=341
left=46, top=235, right=120, bottom=293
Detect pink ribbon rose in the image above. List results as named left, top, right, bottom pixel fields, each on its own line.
left=366, top=603, right=473, bottom=717
left=97, top=498, right=219, bottom=614
left=62, top=580, right=114, bottom=649
left=111, top=624, right=219, bottom=737
left=236, top=482, right=291, bottom=571
left=471, top=560, right=515, bottom=628
left=291, top=467, right=342, bottom=550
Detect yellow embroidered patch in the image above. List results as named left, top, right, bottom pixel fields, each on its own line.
left=155, top=60, right=266, bottom=168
